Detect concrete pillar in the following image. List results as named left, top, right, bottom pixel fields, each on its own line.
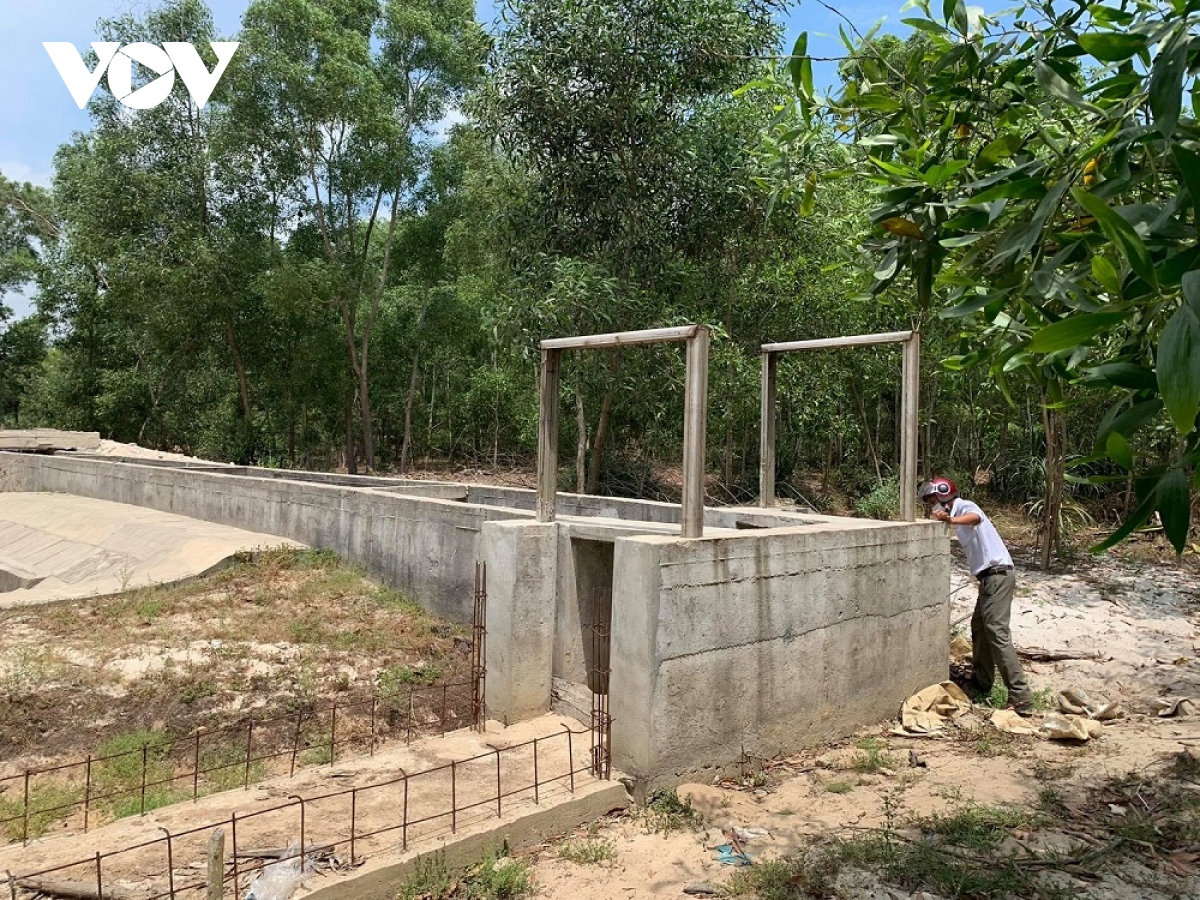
left=481, top=520, right=559, bottom=724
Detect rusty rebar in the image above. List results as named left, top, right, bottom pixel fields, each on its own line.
left=159, top=827, right=175, bottom=900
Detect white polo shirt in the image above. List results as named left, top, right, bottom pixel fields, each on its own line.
left=949, top=497, right=1013, bottom=576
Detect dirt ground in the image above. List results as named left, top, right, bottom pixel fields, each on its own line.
left=523, top=529, right=1200, bottom=900
left=0, top=548, right=472, bottom=775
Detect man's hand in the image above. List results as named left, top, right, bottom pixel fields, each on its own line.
left=931, top=507, right=952, bottom=523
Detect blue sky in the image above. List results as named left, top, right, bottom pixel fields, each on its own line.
left=0, top=0, right=904, bottom=316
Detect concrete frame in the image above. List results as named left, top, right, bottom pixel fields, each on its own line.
left=759, top=330, right=920, bottom=520
left=537, top=326, right=710, bottom=538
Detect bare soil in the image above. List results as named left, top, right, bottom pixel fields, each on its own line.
left=0, top=549, right=472, bottom=773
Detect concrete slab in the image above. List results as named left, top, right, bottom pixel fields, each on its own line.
left=0, top=493, right=301, bottom=608
left=0, top=430, right=100, bottom=452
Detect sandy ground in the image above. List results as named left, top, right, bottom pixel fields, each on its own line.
left=525, top=549, right=1200, bottom=900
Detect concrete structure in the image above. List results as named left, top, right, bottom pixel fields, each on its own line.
left=0, top=450, right=949, bottom=792
left=0, top=492, right=302, bottom=607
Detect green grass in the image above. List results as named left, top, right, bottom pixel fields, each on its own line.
left=557, top=837, right=617, bottom=865
left=644, top=789, right=703, bottom=833
left=397, top=851, right=533, bottom=900
left=851, top=737, right=899, bottom=773
left=93, top=730, right=186, bottom=817
left=914, top=803, right=1034, bottom=851
left=199, top=741, right=266, bottom=792
left=0, top=782, right=83, bottom=842
left=823, top=781, right=853, bottom=794
left=378, top=663, right=444, bottom=692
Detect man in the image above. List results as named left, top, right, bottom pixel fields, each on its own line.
left=921, top=477, right=1034, bottom=715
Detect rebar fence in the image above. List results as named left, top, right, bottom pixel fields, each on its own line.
left=5, top=726, right=597, bottom=900
left=588, top=587, right=612, bottom=780
left=0, top=678, right=476, bottom=846
left=470, top=562, right=487, bottom=732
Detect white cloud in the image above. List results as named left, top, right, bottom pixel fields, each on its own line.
left=429, top=106, right=468, bottom=142
left=0, top=159, right=53, bottom=188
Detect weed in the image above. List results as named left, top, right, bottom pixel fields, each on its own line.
left=824, top=781, right=853, bottom=794
left=855, top=476, right=900, bottom=520
left=1031, top=686, right=1055, bottom=711
left=851, top=737, right=899, bottom=773
left=200, top=742, right=265, bottom=792
left=379, top=663, right=443, bottom=692
left=397, top=852, right=533, bottom=900
left=914, top=802, right=1034, bottom=851
left=0, top=645, right=58, bottom=701
left=300, top=744, right=332, bottom=766
left=644, top=789, right=702, bottom=833
left=557, top=837, right=617, bottom=865
left=984, top=682, right=1009, bottom=709
left=0, top=782, right=83, bottom=842
left=180, top=678, right=217, bottom=704
left=93, top=729, right=186, bottom=817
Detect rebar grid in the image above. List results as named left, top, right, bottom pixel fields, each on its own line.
left=0, top=677, right=476, bottom=845
left=7, top=726, right=600, bottom=900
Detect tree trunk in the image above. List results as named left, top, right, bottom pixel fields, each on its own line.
left=344, top=390, right=358, bottom=475
left=852, top=383, right=883, bottom=484
left=399, top=294, right=431, bottom=474
left=587, top=390, right=615, bottom=495
left=575, top=379, right=587, bottom=494
left=1040, top=402, right=1065, bottom=570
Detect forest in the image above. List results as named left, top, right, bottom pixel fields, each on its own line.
left=1, top=0, right=1197, bottom=562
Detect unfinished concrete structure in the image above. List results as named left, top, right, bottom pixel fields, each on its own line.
left=0, top=332, right=948, bottom=794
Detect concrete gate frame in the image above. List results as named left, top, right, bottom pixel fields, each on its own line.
left=758, top=330, right=921, bottom=521
left=535, top=325, right=711, bottom=538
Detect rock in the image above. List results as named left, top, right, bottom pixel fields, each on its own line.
left=682, top=884, right=718, bottom=896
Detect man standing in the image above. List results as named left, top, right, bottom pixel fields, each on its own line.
left=921, top=477, right=1034, bottom=715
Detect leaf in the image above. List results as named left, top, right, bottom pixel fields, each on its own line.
left=1077, top=32, right=1146, bottom=62
left=1028, top=311, right=1128, bottom=353
left=1087, top=362, right=1157, bottom=391
left=800, top=171, right=816, bottom=216
left=788, top=32, right=811, bottom=98
left=881, top=217, right=926, bottom=240
left=1091, top=481, right=1159, bottom=553
left=1149, top=26, right=1188, bottom=138
left=1091, top=255, right=1121, bottom=295
left=976, top=134, right=1023, bottom=167
left=1106, top=430, right=1133, bottom=470
left=1072, top=187, right=1157, bottom=288
left=1035, top=60, right=1100, bottom=113
left=1158, top=302, right=1200, bottom=434
left=1158, top=468, right=1190, bottom=554
left=875, top=247, right=900, bottom=281
left=1173, top=145, right=1200, bottom=219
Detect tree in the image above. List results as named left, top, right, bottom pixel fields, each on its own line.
left=229, top=0, right=485, bottom=470
left=780, top=0, right=1200, bottom=555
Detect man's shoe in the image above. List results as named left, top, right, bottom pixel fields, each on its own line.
left=1007, top=701, right=1035, bottom=718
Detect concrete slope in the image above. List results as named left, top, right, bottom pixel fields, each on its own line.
left=0, top=492, right=301, bottom=608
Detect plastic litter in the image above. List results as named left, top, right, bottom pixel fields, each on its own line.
left=714, top=844, right=752, bottom=866
left=244, top=844, right=308, bottom=900
left=1041, top=713, right=1102, bottom=741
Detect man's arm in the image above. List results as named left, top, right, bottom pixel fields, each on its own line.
left=931, top=507, right=982, bottom=526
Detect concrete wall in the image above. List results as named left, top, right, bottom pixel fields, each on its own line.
left=0, top=452, right=533, bottom=621
left=609, top=522, right=948, bottom=795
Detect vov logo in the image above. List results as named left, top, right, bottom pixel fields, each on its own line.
left=44, top=42, right=240, bottom=110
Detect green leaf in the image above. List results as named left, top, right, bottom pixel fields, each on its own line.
left=1149, top=26, right=1188, bottom=138
left=1173, top=145, right=1200, bottom=219
left=1077, top=32, right=1146, bottom=62
left=1035, top=60, right=1100, bottom=113
left=1105, top=430, right=1133, bottom=470
left=1091, top=255, right=1121, bottom=296
left=788, top=32, right=810, bottom=97
left=1090, top=481, right=1159, bottom=553
left=1071, top=187, right=1157, bottom=288
left=1157, top=302, right=1200, bottom=434
left=976, top=134, right=1023, bottom=168
left=1087, top=362, right=1157, bottom=391
left=1157, top=468, right=1191, bottom=554
left=1028, top=311, right=1128, bottom=353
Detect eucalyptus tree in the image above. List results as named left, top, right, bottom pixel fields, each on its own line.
left=482, top=0, right=784, bottom=491
left=228, top=0, right=485, bottom=471
left=777, top=0, right=1200, bottom=555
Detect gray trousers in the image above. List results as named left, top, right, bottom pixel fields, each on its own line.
left=971, top=569, right=1033, bottom=706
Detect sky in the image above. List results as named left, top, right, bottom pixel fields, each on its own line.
left=0, top=0, right=905, bottom=318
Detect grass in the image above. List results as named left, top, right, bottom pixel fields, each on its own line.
left=0, top=782, right=83, bottom=842
left=93, top=729, right=186, bottom=818
left=557, top=837, right=617, bottom=865
left=643, top=789, right=703, bottom=834
left=378, top=663, right=444, bottom=692
left=397, top=851, right=533, bottom=900
left=823, top=781, right=853, bottom=794
left=914, top=802, right=1035, bottom=851
left=851, top=737, right=899, bottom=773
